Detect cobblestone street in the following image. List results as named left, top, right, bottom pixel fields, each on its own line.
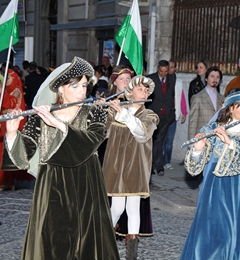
left=0, top=160, right=199, bottom=259
left=0, top=179, right=196, bottom=260
left=118, top=202, right=194, bottom=260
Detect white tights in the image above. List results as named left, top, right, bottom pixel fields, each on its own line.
left=111, top=196, right=141, bottom=234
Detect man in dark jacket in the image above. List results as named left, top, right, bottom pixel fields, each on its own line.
left=24, top=61, right=45, bottom=109
left=146, top=60, right=176, bottom=176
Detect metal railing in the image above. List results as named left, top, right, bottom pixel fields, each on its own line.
left=171, top=0, right=240, bottom=74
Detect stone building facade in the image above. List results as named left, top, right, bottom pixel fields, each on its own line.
left=0, top=0, right=173, bottom=72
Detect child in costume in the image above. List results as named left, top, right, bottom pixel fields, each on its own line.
left=103, top=75, right=159, bottom=259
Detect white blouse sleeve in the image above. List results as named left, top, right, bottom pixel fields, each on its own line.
left=191, top=147, right=202, bottom=161
left=6, top=134, right=17, bottom=151
left=115, top=107, right=147, bottom=142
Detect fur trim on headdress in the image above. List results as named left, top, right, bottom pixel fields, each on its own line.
left=125, top=75, right=155, bottom=100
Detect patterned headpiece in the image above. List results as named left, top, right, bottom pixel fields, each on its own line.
left=49, top=56, right=94, bottom=92
left=110, top=68, right=134, bottom=84
left=224, top=90, right=240, bottom=107
left=125, top=75, right=155, bottom=100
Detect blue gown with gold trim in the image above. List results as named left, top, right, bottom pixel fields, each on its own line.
left=180, top=121, right=240, bottom=260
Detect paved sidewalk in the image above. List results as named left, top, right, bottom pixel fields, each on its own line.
left=150, top=159, right=200, bottom=211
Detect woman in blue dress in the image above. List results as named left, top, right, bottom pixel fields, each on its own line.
left=180, top=90, right=240, bottom=260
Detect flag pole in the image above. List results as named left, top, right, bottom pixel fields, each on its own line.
left=0, top=37, right=14, bottom=110
left=116, top=37, right=126, bottom=66
left=0, top=0, right=19, bottom=110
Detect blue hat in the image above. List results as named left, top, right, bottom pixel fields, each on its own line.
left=224, top=90, right=240, bottom=107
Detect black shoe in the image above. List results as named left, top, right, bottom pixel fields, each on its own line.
left=157, top=170, right=165, bottom=176
left=179, top=160, right=184, bottom=165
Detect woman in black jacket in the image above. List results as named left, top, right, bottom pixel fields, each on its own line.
left=188, top=59, right=211, bottom=107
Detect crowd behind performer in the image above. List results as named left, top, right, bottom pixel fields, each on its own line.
left=102, top=75, right=159, bottom=259
left=146, top=60, right=176, bottom=176
left=0, top=66, right=30, bottom=191
left=188, top=59, right=211, bottom=106
left=2, top=57, right=120, bottom=260
left=13, top=65, right=24, bottom=84
left=91, top=65, right=109, bottom=98
left=163, top=60, right=187, bottom=170
left=102, top=55, right=113, bottom=77
left=24, top=61, right=45, bottom=109
left=22, top=60, right=30, bottom=84
left=22, top=60, right=30, bottom=77
left=36, top=66, right=48, bottom=78
left=180, top=90, right=240, bottom=259
left=224, top=58, right=240, bottom=95
left=188, top=66, right=224, bottom=141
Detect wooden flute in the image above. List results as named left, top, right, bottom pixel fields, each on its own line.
left=0, top=99, right=152, bottom=123
left=181, top=120, right=240, bottom=148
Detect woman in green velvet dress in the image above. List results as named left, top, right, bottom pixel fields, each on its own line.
left=2, top=57, right=120, bottom=260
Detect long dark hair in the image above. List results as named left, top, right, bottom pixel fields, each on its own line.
left=216, top=101, right=240, bottom=124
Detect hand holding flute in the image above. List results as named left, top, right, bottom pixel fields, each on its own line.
left=34, top=105, right=68, bottom=133
left=192, top=133, right=207, bottom=152
left=5, top=108, right=24, bottom=141
left=183, top=125, right=233, bottom=151
left=6, top=105, right=67, bottom=141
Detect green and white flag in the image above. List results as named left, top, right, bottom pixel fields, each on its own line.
left=0, top=0, right=19, bottom=52
left=115, top=0, right=143, bottom=75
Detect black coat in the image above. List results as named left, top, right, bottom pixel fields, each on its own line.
left=188, top=75, right=205, bottom=106
left=25, top=71, right=45, bottom=107
left=146, top=72, right=176, bottom=124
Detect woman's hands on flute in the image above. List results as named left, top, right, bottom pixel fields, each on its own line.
left=6, top=109, right=24, bottom=140
left=108, top=100, right=122, bottom=113
left=94, top=98, right=105, bottom=105
left=33, top=105, right=66, bottom=133
left=94, top=98, right=122, bottom=112
left=214, top=126, right=231, bottom=145
left=193, top=126, right=231, bottom=151
left=193, top=133, right=207, bottom=152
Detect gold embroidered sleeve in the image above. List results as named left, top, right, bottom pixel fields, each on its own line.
left=1, top=116, right=41, bottom=170
left=213, top=139, right=240, bottom=177
left=184, top=141, right=211, bottom=176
